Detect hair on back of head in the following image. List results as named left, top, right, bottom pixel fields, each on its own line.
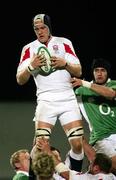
left=93, top=153, right=112, bottom=173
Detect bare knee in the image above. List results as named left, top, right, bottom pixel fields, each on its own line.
left=70, top=138, right=83, bottom=153
left=65, top=126, right=84, bottom=153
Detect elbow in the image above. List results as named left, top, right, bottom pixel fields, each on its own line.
left=79, top=67, right=82, bottom=77
left=76, top=65, right=82, bottom=77
left=16, top=78, right=24, bottom=86
left=16, top=68, right=30, bottom=85
left=16, top=74, right=26, bottom=85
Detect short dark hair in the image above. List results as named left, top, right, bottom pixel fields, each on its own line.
left=93, top=153, right=112, bottom=173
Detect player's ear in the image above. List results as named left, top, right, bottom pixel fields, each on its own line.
left=15, top=162, right=21, bottom=169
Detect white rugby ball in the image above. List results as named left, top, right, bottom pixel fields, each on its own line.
left=37, top=46, right=53, bottom=76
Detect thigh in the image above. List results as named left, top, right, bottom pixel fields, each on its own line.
left=35, top=121, right=53, bottom=130
left=34, top=100, right=57, bottom=126
left=59, top=99, right=82, bottom=126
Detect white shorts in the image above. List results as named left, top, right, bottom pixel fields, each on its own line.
left=33, top=99, right=82, bottom=126
left=93, top=134, right=116, bottom=157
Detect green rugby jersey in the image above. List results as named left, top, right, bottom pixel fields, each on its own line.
left=75, top=79, right=116, bottom=145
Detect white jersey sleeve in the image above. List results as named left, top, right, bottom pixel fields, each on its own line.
left=59, top=37, right=80, bottom=65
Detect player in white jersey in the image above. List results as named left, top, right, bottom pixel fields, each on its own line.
left=35, top=137, right=116, bottom=180
left=71, top=58, right=116, bottom=175
left=30, top=143, right=65, bottom=180
left=16, top=13, right=88, bottom=172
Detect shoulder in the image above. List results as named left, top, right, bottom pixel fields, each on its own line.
left=70, top=172, right=92, bottom=179
left=107, top=79, right=116, bottom=89
left=53, top=36, right=72, bottom=44
left=18, top=173, right=28, bottom=180
left=110, top=80, right=116, bottom=84
left=22, top=39, right=38, bottom=50
left=94, top=173, right=116, bottom=179
left=13, top=173, right=28, bottom=180
left=75, top=86, right=87, bottom=95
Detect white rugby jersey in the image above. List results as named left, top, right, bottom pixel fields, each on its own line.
left=70, top=171, right=116, bottom=180
left=17, top=36, right=80, bottom=102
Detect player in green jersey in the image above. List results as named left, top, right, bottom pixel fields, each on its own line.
left=71, top=58, right=116, bottom=174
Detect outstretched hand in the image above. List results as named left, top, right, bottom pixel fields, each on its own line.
left=36, top=137, right=51, bottom=153
left=71, top=77, right=82, bottom=88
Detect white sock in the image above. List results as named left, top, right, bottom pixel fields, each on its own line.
left=69, top=149, right=84, bottom=160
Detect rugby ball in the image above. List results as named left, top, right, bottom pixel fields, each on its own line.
left=37, top=46, right=53, bottom=76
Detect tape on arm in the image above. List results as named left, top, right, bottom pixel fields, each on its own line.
left=55, top=162, right=69, bottom=174
left=82, top=80, right=91, bottom=88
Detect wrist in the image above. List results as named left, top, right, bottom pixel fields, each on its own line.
left=27, top=64, right=35, bottom=72
left=64, top=62, right=69, bottom=68
left=82, top=80, right=91, bottom=88
left=27, top=64, right=36, bottom=76
left=55, top=162, right=69, bottom=173
left=27, top=64, right=38, bottom=76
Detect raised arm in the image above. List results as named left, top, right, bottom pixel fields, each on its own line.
left=71, top=78, right=116, bottom=99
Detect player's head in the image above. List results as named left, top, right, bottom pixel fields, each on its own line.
left=33, top=14, right=52, bottom=33
left=31, top=152, right=55, bottom=180
left=30, top=144, right=61, bottom=162
left=89, top=153, right=112, bottom=174
left=33, top=14, right=52, bottom=44
left=91, top=58, right=111, bottom=84
left=10, top=149, right=30, bottom=172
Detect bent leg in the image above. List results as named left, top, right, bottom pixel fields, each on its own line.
left=35, top=121, right=53, bottom=139
left=63, top=120, right=84, bottom=172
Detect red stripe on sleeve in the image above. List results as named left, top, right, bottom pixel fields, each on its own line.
left=21, top=47, right=30, bottom=62
left=63, top=43, right=76, bottom=57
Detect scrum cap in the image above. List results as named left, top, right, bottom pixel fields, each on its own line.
left=91, top=58, right=111, bottom=75
left=33, top=14, right=52, bottom=33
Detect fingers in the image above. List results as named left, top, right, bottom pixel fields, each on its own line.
left=31, top=54, right=47, bottom=67
left=36, top=137, right=49, bottom=146
left=70, top=77, right=76, bottom=83
left=51, top=57, right=65, bottom=68
left=36, top=137, right=50, bottom=152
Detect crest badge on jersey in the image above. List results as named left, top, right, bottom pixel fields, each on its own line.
left=53, top=45, right=59, bottom=54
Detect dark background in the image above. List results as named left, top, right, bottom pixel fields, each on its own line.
left=0, top=1, right=116, bottom=179
left=1, top=0, right=116, bottom=101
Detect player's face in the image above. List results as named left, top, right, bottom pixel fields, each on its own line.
left=93, top=67, right=108, bottom=85
left=34, top=20, right=51, bottom=44
left=88, top=160, right=98, bottom=174
left=18, top=152, right=30, bottom=172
